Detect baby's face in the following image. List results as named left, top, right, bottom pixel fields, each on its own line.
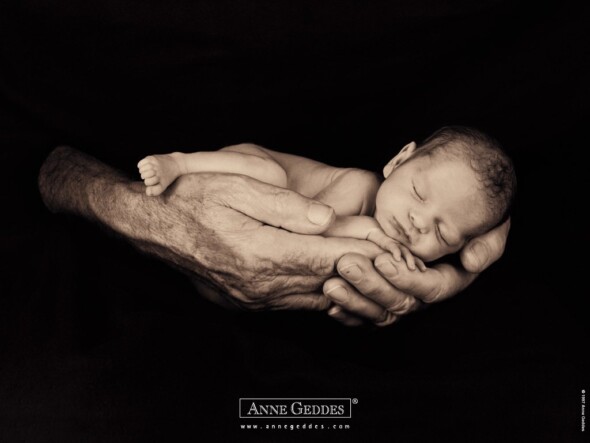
left=374, top=154, right=491, bottom=262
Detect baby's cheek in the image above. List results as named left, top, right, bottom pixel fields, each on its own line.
left=411, top=239, right=442, bottom=263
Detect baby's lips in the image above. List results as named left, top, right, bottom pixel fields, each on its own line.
left=390, top=218, right=411, bottom=246
left=396, top=229, right=411, bottom=246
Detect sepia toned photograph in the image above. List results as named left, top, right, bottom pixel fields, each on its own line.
left=0, top=1, right=587, bottom=441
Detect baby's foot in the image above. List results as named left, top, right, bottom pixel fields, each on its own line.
left=137, top=152, right=185, bottom=196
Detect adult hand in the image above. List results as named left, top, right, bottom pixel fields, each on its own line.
left=38, top=146, right=383, bottom=312
left=324, top=219, right=511, bottom=326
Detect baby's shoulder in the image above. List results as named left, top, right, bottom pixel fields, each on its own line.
left=313, top=167, right=381, bottom=216
left=336, top=168, right=382, bottom=193
left=334, top=168, right=381, bottom=214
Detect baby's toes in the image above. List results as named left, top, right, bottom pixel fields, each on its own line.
left=139, top=161, right=158, bottom=173
left=144, top=176, right=161, bottom=186
left=141, top=169, right=156, bottom=179
left=137, top=156, right=157, bottom=168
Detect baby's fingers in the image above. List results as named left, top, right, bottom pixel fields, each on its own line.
left=415, top=257, right=427, bottom=272
left=367, top=229, right=403, bottom=261
left=384, top=240, right=408, bottom=262
left=389, top=243, right=403, bottom=261
left=400, top=246, right=416, bottom=271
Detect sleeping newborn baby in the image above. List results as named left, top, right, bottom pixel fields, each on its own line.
left=137, top=126, right=516, bottom=270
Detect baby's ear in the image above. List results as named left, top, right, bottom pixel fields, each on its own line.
left=383, top=142, right=417, bottom=177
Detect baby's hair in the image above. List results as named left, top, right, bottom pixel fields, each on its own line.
left=414, top=126, right=516, bottom=229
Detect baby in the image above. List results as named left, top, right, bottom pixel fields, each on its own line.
left=137, top=126, right=516, bottom=269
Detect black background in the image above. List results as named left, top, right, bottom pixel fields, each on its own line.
left=0, top=1, right=588, bottom=441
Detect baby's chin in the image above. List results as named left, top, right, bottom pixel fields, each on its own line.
left=413, top=250, right=442, bottom=263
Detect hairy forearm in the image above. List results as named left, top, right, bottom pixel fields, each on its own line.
left=38, top=146, right=200, bottom=268
left=38, top=146, right=127, bottom=219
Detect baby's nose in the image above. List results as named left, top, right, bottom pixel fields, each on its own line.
left=409, top=211, right=428, bottom=234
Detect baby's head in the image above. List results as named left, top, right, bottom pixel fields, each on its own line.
left=374, top=126, right=516, bottom=262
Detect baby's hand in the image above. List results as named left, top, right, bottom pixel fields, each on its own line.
left=367, top=228, right=426, bottom=272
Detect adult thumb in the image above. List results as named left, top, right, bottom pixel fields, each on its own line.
left=460, top=218, right=511, bottom=273
left=217, top=174, right=336, bottom=234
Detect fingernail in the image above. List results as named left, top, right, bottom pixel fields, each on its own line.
left=380, top=260, right=398, bottom=277
left=325, top=285, right=348, bottom=302
left=470, top=241, right=488, bottom=269
left=307, top=203, right=333, bottom=225
left=339, top=264, right=362, bottom=282
left=328, top=305, right=343, bottom=316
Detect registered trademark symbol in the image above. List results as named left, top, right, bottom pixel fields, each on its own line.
left=352, top=398, right=358, bottom=404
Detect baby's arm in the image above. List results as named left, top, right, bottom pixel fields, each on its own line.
left=138, top=143, right=287, bottom=196
left=303, top=169, right=422, bottom=271
left=325, top=216, right=426, bottom=271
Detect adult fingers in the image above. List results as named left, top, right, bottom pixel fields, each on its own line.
left=270, top=293, right=333, bottom=311
left=374, top=255, right=478, bottom=304
left=460, top=218, right=511, bottom=273
left=252, top=225, right=384, bottom=276
left=323, top=277, right=399, bottom=326
left=335, top=253, right=421, bottom=315
left=327, top=305, right=365, bottom=327
left=201, top=174, right=337, bottom=234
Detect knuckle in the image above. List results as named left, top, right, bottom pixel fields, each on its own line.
left=204, top=276, right=265, bottom=311
left=225, top=285, right=254, bottom=303
left=387, top=266, right=409, bottom=285
left=461, top=251, right=480, bottom=273
left=310, top=254, right=336, bottom=276
left=374, top=255, right=409, bottom=283
left=387, top=295, right=417, bottom=315
left=374, top=252, right=393, bottom=265
left=374, top=254, right=394, bottom=273
left=421, top=283, right=446, bottom=304
left=269, top=187, right=293, bottom=215
left=313, top=296, right=332, bottom=311
left=240, top=262, right=302, bottom=300
left=375, top=311, right=397, bottom=327
left=239, top=277, right=274, bottom=303
left=233, top=295, right=267, bottom=311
